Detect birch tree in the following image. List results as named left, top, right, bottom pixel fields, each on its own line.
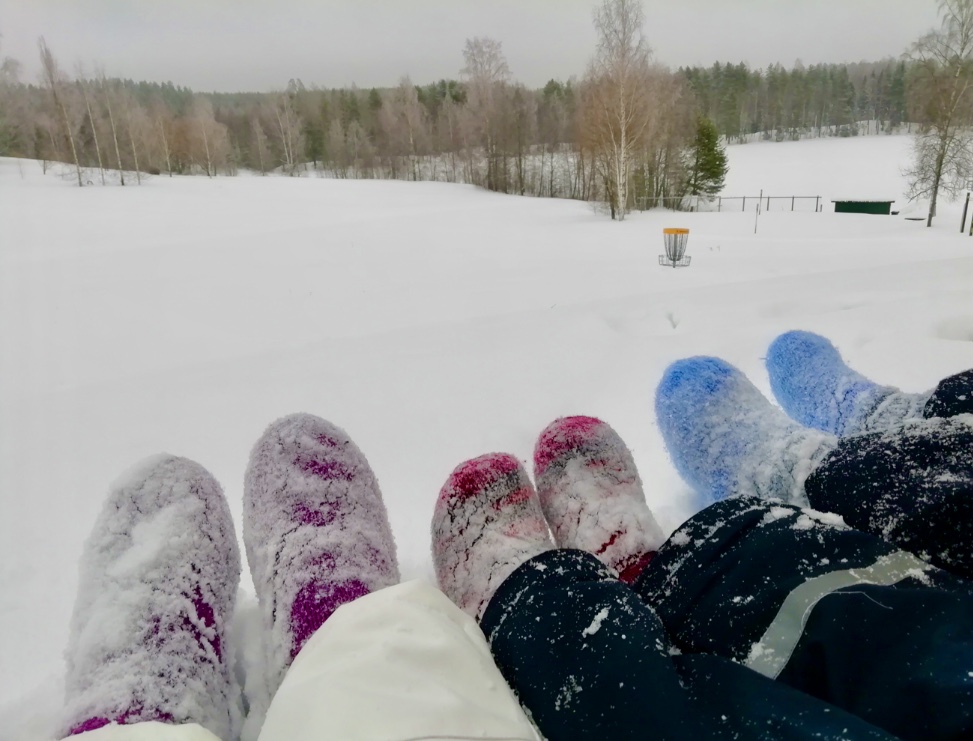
left=120, top=88, right=149, bottom=183
left=250, top=115, right=270, bottom=174
left=99, top=73, right=126, bottom=184
left=461, top=37, right=510, bottom=191
left=271, top=89, right=305, bottom=175
left=381, top=77, right=428, bottom=180
left=437, top=96, right=463, bottom=182
left=189, top=96, right=231, bottom=176
left=151, top=99, right=175, bottom=176
left=38, top=37, right=83, bottom=186
left=906, top=0, right=973, bottom=226
left=510, top=85, right=538, bottom=195
left=581, top=0, right=654, bottom=219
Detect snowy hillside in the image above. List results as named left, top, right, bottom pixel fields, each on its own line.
left=2, top=134, right=972, bottom=738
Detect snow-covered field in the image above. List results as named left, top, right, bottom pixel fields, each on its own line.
left=2, top=134, right=972, bottom=738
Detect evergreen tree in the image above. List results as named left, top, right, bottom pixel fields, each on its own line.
left=687, top=116, right=727, bottom=197
left=889, top=61, right=908, bottom=128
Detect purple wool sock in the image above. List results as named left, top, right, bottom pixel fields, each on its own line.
left=244, top=414, right=400, bottom=696
left=62, top=455, right=240, bottom=740
left=289, top=579, right=371, bottom=658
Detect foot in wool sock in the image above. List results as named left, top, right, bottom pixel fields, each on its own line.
left=244, top=414, right=399, bottom=695
left=432, top=453, right=554, bottom=621
left=63, top=456, right=240, bottom=739
left=656, top=357, right=837, bottom=507
left=533, top=416, right=664, bottom=583
left=766, top=330, right=930, bottom=436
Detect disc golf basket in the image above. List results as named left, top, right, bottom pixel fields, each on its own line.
left=659, top=228, right=691, bottom=268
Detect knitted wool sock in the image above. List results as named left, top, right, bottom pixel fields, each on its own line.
left=432, top=453, right=554, bottom=621
left=533, top=416, right=664, bottom=583
left=63, top=456, right=240, bottom=740
left=244, top=414, right=399, bottom=696
left=766, top=330, right=930, bottom=436
left=656, top=357, right=837, bottom=508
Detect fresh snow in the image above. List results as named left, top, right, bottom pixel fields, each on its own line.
left=2, top=134, right=972, bottom=738
left=582, top=607, right=610, bottom=637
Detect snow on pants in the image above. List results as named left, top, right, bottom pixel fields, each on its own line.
left=481, top=548, right=900, bottom=741
left=806, top=412, right=973, bottom=580
left=637, top=497, right=973, bottom=741
left=73, top=580, right=540, bottom=741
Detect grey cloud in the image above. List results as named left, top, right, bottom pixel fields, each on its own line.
left=0, top=0, right=942, bottom=91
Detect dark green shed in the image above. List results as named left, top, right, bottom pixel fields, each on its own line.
left=832, top=200, right=895, bottom=215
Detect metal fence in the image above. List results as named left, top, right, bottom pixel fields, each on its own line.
left=635, top=195, right=823, bottom=213
left=635, top=196, right=693, bottom=211
left=716, top=196, right=822, bottom=213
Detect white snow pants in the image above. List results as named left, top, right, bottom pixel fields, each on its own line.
left=73, top=580, right=539, bottom=741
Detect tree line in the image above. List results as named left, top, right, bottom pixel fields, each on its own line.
left=0, top=1, right=961, bottom=220
left=681, top=59, right=910, bottom=142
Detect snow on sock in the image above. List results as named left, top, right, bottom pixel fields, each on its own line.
left=533, top=416, right=664, bottom=583
left=432, top=453, right=554, bottom=621
left=656, top=356, right=837, bottom=508
left=244, top=414, right=399, bottom=696
left=62, top=455, right=240, bottom=740
left=766, top=330, right=930, bottom=436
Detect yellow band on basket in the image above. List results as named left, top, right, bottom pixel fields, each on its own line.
left=663, top=228, right=689, bottom=235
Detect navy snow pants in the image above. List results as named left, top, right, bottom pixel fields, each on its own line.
left=482, top=547, right=901, bottom=741
left=806, top=391, right=973, bottom=580
left=482, top=376, right=973, bottom=740
left=638, top=497, right=973, bottom=741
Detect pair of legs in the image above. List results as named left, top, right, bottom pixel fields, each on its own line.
left=657, top=330, right=973, bottom=578
left=62, top=416, right=433, bottom=740
left=431, top=332, right=973, bottom=740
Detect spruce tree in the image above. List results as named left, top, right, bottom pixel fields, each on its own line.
left=687, top=116, right=728, bottom=197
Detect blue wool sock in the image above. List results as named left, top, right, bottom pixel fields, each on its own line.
left=655, top=357, right=836, bottom=508
left=766, top=331, right=929, bottom=436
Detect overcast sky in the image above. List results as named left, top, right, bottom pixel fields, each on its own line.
left=0, top=1, right=943, bottom=92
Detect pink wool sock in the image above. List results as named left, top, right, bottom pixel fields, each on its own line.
left=244, top=414, right=400, bottom=695
left=534, top=416, right=663, bottom=583
left=432, top=453, right=554, bottom=621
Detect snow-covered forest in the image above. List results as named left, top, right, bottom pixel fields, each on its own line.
left=5, top=0, right=973, bottom=225
left=0, top=36, right=927, bottom=207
